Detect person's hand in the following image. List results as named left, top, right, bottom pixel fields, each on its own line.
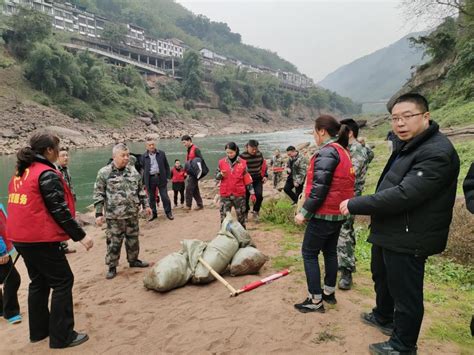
left=339, top=199, right=350, bottom=216
left=220, top=170, right=227, bottom=177
left=145, top=207, right=153, bottom=217
left=96, top=216, right=105, bottom=227
left=250, top=194, right=257, bottom=203
left=0, top=254, right=9, bottom=265
left=80, top=235, right=94, bottom=251
left=294, top=182, right=299, bottom=188
left=262, top=177, right=268, bottom=184
left=294, top=213, right=306, bottom=225
left=286, top=168, right=291, bottom=174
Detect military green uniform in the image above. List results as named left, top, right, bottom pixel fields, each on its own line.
left=337, top=140, right=373, bottom=272
left=219, top=196, right=247, bottom=227
left=93, top=162, right=149, bottom=268
left=270, top=155, right=284, bottom=188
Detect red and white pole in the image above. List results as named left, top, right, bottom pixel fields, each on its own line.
left=234, top=269, right=290, bottom=296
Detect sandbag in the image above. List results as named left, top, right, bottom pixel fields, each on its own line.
left=143, top=252, right=192, bottom=292
left=230, top=246, right=268, bottom=276
left=192, top=232, right=239, bottom=284
left=221, top=213, right=254, bottom=248
left=181, top=239, right=207, bottom=272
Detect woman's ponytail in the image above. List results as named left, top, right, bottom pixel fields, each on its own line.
left=336, top=124, right=350, bottom=149
left=16, top=146, right=35, bottom=177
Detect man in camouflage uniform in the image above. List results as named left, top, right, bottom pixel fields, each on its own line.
left=337, top=119, right=374, bottom=290
left=93, top=143, right=152, bottom=280
left=270, top=149, right=284, bottom=189
left=283, top=146, right=307, bottom=204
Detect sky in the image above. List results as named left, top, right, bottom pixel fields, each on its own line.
left=176, top=0, right=431, bottom=82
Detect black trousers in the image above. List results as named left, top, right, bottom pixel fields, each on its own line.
left=172, top=182, right=185, bottom=206
left=148, top=175, right=171, bottom=215
left=371, top=244, right=426, bottom=352
left=185, top=175, right=203, bottom=208
left=283, top=176, right=304, bottom=204
left=0, top=256, right=21, bottom=319
left=14, top=243, right=76, bottom=348
left=302, top=218, right=343, bottom=295
left=245, top=178, right=264, bottom=213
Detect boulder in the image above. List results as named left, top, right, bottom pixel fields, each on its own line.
left=137, top=116, right=152, bottom=126
left=1, top=129, right=19, bottom=139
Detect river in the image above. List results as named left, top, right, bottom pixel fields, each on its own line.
left=0, top=128, right=313, bottom=212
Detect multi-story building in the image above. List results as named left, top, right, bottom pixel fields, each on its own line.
left=2, top=0, right=185, bottom=58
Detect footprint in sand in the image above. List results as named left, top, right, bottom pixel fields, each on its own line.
left=98, top=298, right=126, bottom=306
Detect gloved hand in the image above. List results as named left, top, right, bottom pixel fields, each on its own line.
left=250, top=194, right=257, bottom=203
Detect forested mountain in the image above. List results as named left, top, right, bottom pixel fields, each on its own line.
left=319, top=32, right=427, bottom=103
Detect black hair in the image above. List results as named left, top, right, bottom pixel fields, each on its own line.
left=247, top=139, right=259, bottom=148
left=340, top=118, right=360, bottom=138
left=389, top=93, right=429, bottom=114
left=59, top=146, right=69, bottom=152
left=181, top=135, right=192, bottom=142
left=286, top=145, right=296, bottom=152
left=175, top=159, right=180, bottom=162
left=315, top=115, right=350, bottom=149
left=225, top=142, right=239, bottom=156
left=16, top=132, right=60, bottom=177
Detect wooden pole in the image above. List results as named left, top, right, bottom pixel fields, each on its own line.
left=198, top=257, right=238, bottom=297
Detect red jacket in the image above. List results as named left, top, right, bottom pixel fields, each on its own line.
left=7, top=162, right=76, bottom=243
left=186, top=144, right=198, bottom=162
left=171, top=167, right=186, bottom=183
left=218, top=157, right=253, bottom=197
left=305, top=143, right=355, bottom=215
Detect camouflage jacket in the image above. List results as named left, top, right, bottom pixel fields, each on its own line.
left=270, top=155, right=284, bottom=168
left=350, top=140, right=373, bottom=196
left=93, top=162, right=149, bottom=219
left=288, top=153, right=308, bottom=186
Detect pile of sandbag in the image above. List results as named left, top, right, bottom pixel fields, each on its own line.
left=143, top=213, right=268, bottom=292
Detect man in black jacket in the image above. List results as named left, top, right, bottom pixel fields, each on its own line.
left=340, top=93, right=460, bottom=355
left=463, top=162, right=474, bottom=213
left=140, top=138, right=173, bottom=221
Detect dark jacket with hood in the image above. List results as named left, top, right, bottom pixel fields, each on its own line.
left=348, top=121, right=459, bottom=256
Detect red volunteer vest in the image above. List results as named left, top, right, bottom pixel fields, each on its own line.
left=305, top=143, right=355, bottom=215
left=7, top=162, right=76, bottom=243
left=171, top=167, right=186, bottom=183
left=186, top=144, right=198, bottom=162
left=218, top=158, right=253, bottom=197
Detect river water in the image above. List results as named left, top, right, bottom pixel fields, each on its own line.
left=0, top=128, right=313, bottom=211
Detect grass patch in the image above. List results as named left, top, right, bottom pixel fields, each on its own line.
left=312, top=328, right=342, bottom=344
left=262, top=197, right=473, bottom=349
left=432, top=99, right=474, bottom=128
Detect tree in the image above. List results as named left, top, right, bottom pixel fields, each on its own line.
left=401, top=0, right=474, bottom=27
left=101, top=22, right=128, bottom=47
left=3, top=7, right=51, bottom=59
left=181, top=51, right=206, bottom=100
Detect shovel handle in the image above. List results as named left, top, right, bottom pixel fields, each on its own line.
left=198, top=257, right=238, bottom=297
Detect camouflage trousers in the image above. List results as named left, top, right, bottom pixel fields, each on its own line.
left=105, top=217, right=140, bottom=267
left=273, top=172, right=283, bottom=188
left=220, top=196, right=247, bottom=228
left=337, top=215, right=356, bottom=272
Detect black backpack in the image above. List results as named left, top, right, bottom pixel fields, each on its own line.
left=185, top=157, right=209, bottom=180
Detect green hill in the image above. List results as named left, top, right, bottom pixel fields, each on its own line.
left=319, top=32, right=427, bottom=105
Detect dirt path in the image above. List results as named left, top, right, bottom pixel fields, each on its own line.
left=1, top=194, right=460, bottom=354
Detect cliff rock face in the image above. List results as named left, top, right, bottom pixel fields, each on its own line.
left=386, top=54, right=455, bottom=111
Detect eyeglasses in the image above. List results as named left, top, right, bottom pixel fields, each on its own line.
left=390, top=112, right=426, bottom=123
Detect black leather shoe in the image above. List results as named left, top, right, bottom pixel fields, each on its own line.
left=166, top=213, right=174, bottom=220
left=30, top=335, right=48, bottom=343
left=148, top=214, right=157, bottom=222
left=106, top=267, right=117, bottom=280
left=338, top=269, right=353, bottom=290
left=322, top=292, right=337, bottom=304
left=129, top=260, right=149, bottom=268
left=361, top=312, right=394, bottom=336
left=67, top=333, right=89, bottom=348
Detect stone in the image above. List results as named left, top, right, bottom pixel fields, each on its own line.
left=1, top=129, right=19, bottom=138
left=148, top=124, right=160, bottom=133
left=137, top=116, right=152, bottom=125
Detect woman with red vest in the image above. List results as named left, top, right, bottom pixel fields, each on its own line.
left=170, top=159, right=187, bottom=207
left=7, top=132, right=93, bottom=348
left=294, top=115, right=355, bottom=314
left=216, top=142, right=256, bottom=228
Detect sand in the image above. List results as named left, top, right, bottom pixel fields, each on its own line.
left=1, top=192, right=459, bottom=354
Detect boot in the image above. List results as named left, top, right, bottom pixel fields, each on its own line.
left=338, top=269, right=352, bottom=290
